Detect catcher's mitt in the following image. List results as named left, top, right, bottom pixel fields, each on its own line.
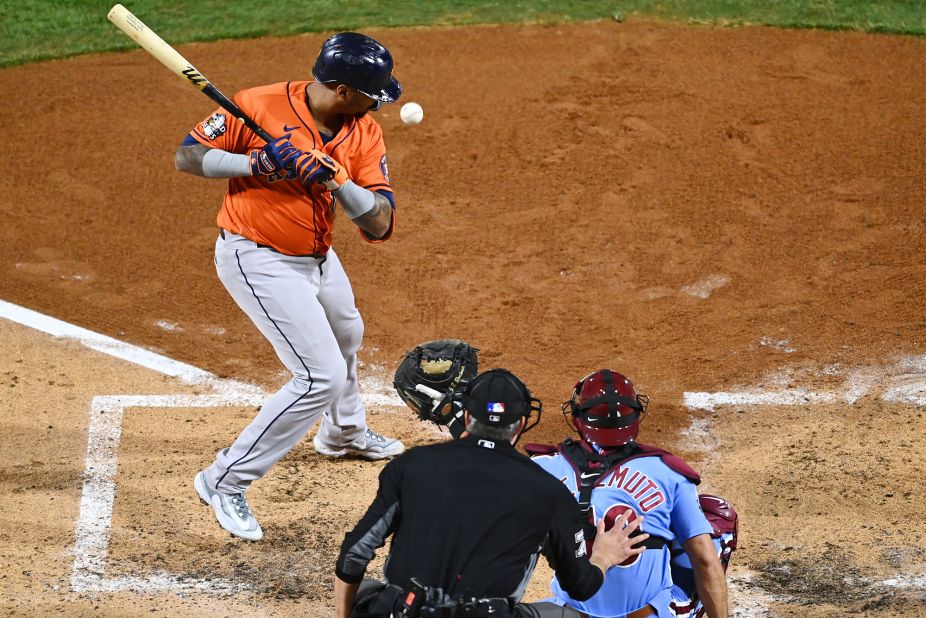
left=393, top=339, right=479, bottom=438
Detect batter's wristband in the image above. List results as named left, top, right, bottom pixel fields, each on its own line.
left=201, top=148, right=251, bottom=178
left=333, top=180, right=377, bottom=219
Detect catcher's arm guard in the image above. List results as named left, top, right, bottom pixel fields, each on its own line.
left=393, top=339, right=479, bottom=438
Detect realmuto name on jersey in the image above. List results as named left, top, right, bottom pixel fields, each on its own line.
left=599, top=466, right=666, bottom=512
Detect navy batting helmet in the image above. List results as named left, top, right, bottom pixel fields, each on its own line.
left=312, top=32, right=401, bottom=105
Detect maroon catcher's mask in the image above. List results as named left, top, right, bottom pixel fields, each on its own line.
left=563, top=369, right=649, bottom=448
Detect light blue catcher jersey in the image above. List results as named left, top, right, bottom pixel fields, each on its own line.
left=532, top=452, right=712, bottom=618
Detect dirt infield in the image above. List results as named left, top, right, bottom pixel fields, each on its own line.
left=1, top=18, right=925, bottom=616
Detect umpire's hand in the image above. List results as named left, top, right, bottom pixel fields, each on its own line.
left=588, top=513, right=648, bottom=574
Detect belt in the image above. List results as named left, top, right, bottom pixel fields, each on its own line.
left=384, top=582, right=514, bottom=618
left=416, top=599, right=512, bottom=617
left=219, top=229, right=326, bottom=259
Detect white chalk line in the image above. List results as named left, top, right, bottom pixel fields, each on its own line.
left=680, top=273, right=730, bottom=299
left=683, top=388, right=837, bottom=411
left=72, top=394, right=264, bottom=594
left=683, top=354, right=926, bottom=411
left=0, top=299, right=262, bottom=398
left=0, top=299, right=404, bottom=595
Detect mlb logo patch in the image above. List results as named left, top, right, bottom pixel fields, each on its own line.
left=487, top=402, right=505, bottom=413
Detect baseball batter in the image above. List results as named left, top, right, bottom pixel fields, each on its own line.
left=528, top=370, right=729, bottom=618
left=175, top=32, right=405, bottom=541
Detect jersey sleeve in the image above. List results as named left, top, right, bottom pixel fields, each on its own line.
left=669, top=480, right=713, bottom=544
left=187, top=89, right=257, bottom=154
left=544, top=482, right=603, bottom=601
left=349, top=121, right=396, bottom=243
left=335, top=457, right=404, bottom=583
left=353, top=121, right=392, bottom=194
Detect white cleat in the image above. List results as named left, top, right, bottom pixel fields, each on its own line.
left=194, top=471, right=263, bottom=541
left=313, top=428, right=405, bottom=461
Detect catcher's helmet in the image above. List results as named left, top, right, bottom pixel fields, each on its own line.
left=563, top=369, right=649, bottom=448
left=461, top=369, right=542, bottom=434
left=699, top=494, right=739, bottom=567
left=312, top=32, right=401, bottom=105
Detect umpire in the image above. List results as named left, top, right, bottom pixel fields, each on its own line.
left=335, top=369, right=648, bottom=618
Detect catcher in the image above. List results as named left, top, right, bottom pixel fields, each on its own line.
left=336, top=347, right=649, bottom=618
left=525, top=370, right=729, bottom=618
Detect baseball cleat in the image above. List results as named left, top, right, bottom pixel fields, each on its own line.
left=194, top=471, right=263, bottom=541
left=313, top=428, right=405, bottom=460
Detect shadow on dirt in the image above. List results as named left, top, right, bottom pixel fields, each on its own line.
left=755, top=543, right=926, bottom=614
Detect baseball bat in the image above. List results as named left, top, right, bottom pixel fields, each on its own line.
left=107, top=4, right=274, bottom=143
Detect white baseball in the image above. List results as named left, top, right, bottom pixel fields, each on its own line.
left=400, top=102, right=424, bottom=125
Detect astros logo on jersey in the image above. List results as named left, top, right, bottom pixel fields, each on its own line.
left=380, top=154, right=390, bottom=182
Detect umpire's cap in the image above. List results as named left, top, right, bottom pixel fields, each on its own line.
left=313, top=32, right=402, bottom=104
left=461, top=369, right=542, bottom=426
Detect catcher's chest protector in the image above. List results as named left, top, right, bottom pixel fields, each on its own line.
left=525, top=440, right=700, bottom=543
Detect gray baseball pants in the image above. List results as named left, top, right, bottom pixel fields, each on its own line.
left=202, top=230, right=367, bottom=493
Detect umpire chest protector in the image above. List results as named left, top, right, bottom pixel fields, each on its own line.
left=525, top=439, right=700, bottom=547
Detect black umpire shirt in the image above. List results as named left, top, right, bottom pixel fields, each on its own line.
left=335, top=436, right=603, bottom=602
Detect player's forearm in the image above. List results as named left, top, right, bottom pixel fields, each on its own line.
left=175, top=144, right=251, bottom=178
left=350, top=192, right=394, bottom=239
left=693, top=559, right=729, bottom=618
left=334, top=576, right=359, bottom=618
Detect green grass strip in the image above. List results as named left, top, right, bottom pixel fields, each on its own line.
left=2, top=1, right=925, bottom=68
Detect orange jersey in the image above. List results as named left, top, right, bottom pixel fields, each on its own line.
left=189, top=81, right=393, bottom=255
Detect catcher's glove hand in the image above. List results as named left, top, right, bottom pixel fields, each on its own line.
left=393, top=339, right=479, bottom=438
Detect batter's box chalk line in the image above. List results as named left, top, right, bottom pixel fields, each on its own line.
left=0, top=299, right=399, bottom=594
left=73, top=394, right=264, bottom=594
left=683, top=354, right=926, bottom=412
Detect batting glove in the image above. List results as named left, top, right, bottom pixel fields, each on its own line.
left=308, top=149, right=349, bottom=189
left=290, top=150, right=331, bottom=190
left=290, top=149, right=349, bottom=191
left=249, top=134, right=297, bottom=178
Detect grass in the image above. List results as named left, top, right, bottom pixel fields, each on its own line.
left=1, top=1, right=924, bottom=67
